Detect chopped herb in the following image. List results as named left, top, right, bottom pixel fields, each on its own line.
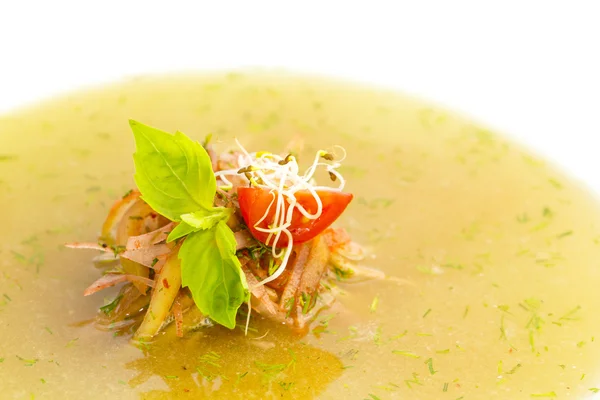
left=463, top=305, right=470, bottom=319
left=556, top=230, right=573, bottom=239
left=497, top=304, right=511, bottom=314
left=3, top=293, right=11, bottom=302
left=44, top=327, right=53, bottom=335
left=589, top=388, right=600, bottom=393
left=284, top=297, right=295, bottom=318
left=165, top=375, right=179, bottom=379
left=367, top=394, right=381, bottom=400
left=0, top=358, right=4, bottom=363
left=300, top=292, right=313, bottom=315
left=416, top=332, right=432, bottom=337
left=516, top=213, right=530, bottom=223
left=65, top=338, right=79, bottom=348
left=333, top=265, right=354, bottom=280
left=577, top=341, right=586, bottom=348
left=268, top=257, right=278, bottom=276
left=128, top=215, right=144, bottom=220
left=443, top=263, right=464, bottom=270
left=122, top=189, right=133, bottom=199
left=392, top=350, right=420, bottom=358
left=99, top=295, right=123, bottom=315
left=558, top=305, right=581, bottom=322
left=581, top=373, right=586, bottom=381
left=422, top=308, right=432, bottom=318
left=151, top=258, right=159, bottom=267
left=40, top=378, right=46, bottom=384
left=11, top=251, right=27, bottom=264
left=530, top=392, right=557, bottom=398
left=16, top=355, right=38, bottom=366
left=404, top=372, right=422, bottom=389
left=118, top=380, right=127, bottom=385
left=0, top=154, right=18, bottom=162
left=558, top=364, right=566, bottom=370
left=424, top=358, right=437, bottom=375
left=391, top=330, right=408, bottom=340
left=548, top=178, right=562, bottom=189
left=370, top=295, right=380, bottom=313
left=443, top=382, right=449, bottom=392
left=436, top=349, right=450, bottom=354
left=506, top=363, right=522, bottom=375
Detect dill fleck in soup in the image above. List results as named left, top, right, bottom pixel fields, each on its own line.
left=1, top=72, right=600, bottom=399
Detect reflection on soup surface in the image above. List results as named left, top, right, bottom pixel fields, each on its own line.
left=1, top=73, right=600, bottom=399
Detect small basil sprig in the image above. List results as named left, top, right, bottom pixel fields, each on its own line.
left=130, top=120, right=248, bottom=329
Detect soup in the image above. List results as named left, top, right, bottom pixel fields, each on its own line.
left=1, top=72, right=600, bottom=399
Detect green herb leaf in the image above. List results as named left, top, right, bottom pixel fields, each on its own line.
left=99, top=294, right=123, bottom=315
left=166, top=221, right=197, bottom=243
left=179, top=221, right=248, bottom=329
left=130, top=120, right=216, bottom=221
left=181, top=207, right=233, bottom=230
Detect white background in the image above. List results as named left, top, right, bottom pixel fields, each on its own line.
left=1, top=1, right=599, bottom=192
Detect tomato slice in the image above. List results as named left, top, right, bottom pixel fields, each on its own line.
left=237, top=187, right=353, bottom=247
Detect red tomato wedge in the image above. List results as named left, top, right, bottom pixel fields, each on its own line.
left=237, top=187, right=353, bottom=247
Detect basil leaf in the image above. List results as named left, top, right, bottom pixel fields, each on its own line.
left=166, top=221, right=196, bottom=243
left=167, top=207, right=232, bottom=243
left=181, top=207, right=233, bottom=230
left=130, top=120, right=216, bottom=221
left=179, top=221, right=248, bottom=329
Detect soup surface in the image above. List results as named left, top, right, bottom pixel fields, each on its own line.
left=1, top=73, right=600, bottom=399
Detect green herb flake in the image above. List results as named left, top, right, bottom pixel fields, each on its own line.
left=44, top=327, right=53, bottom=335
left=581, top=373, right=586, bottom=381
left=424, top=358, right=437, bottom=375
left=443, top=382, right=449, bottom=392
left=530, top=392, right=557, bottom=398
left=422, top=308, right=432, bottom=318
left=99, top=295, right=123, bottom=315
left=165, top=375, right=179, bottom=379
left=391, top=330, right=408, bottom=340
left=40, top=378, right=46, bottom=384
left=367, top=394, right=381, bottom=400
left=463, top=305, right=470, bottom=318
left=0, top=358, right=4, bottom=363
left=392, top=350, right=420, bottom=359
left=589, top=388, right=600, bottom=393
left=404, top=372, right=423, bottom=389
left=577, top=341, right=586, bottom=348
left=65, top=338, right=79, bottom=348
left=118, top=380, right=127, bottom=385
left=370, top=295, right=380, bottom=313
left=556, top=230, right=573, bottom=239
left=557, top=305, right=582, bottom=323
left=0, top=154, right=18, bottom=162
left=558, top=364, right=566, bottom=370
left=548, top=178, right=562, bottom=189
left=506, top=363, right=522, bottom=375
left=436, top=349, right=450, bottom=354
left=16, top=355, right=38, bottom=367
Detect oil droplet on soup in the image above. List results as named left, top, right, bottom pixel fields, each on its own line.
left=1, top=73, right=600, bottom=399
